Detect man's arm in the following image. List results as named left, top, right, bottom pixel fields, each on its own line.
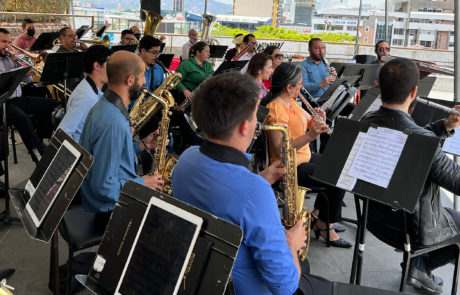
left=300, top=62, right=321, bottom=93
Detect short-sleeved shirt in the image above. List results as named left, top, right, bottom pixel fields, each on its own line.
left=265, top=98, right=313, bottom=165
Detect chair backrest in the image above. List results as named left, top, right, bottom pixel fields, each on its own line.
left=58, top=206, right=102, bottom=250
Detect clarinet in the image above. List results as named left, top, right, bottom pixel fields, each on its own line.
left=320, top=54, right=331, bottom=75
left=416, top=97, right=460, bottom=116
left=298, top=88, right=332, bottom=134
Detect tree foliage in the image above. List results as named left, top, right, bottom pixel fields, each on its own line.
left=212, top=24, right=356, bottom=43
left=1, top=0, right=70, bottom=13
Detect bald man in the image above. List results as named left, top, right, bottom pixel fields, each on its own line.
left=181, top=29, right=198, bottom=60
left=79, top=51, right=164, bottom=232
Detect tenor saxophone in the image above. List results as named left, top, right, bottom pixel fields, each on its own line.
left=129, top=63, right=182, bottom=195
left=259, top=123, right=311, bottom=261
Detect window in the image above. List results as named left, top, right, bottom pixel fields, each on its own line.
left=332, top=25, right=343, bottom=30
left=364, top=37, right=368, bottom=43
left=314, top=24, right=326, bottom=30
left=392, top=39, right=403, bottom=46
left=365, top=26, right=369, bottom=32
left=394, top=28, right=404, bottom=35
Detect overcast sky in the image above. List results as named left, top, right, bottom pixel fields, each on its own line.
left=215, top=0, right=385, bottom=9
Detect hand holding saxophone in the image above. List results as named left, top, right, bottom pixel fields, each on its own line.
left=445, top=105, right=460, bottom=131
left=285, top=219, right=307, bottom=252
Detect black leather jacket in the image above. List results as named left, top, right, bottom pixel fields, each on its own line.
left=361, top=106, right=460, bottom=246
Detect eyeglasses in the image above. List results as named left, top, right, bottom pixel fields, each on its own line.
left=275, top=54, right=284, bottom=59
left=378, top=47, right=390, bottom=53
left=250, top=42, right=257, bottom=46
left=147, top=50, right=160, bottom=56
left=64, top=34, right=76, bottom=39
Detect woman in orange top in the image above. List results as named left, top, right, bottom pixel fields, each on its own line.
left=264, top=63, right=351, bottom=248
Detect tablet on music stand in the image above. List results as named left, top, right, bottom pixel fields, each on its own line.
left=209, top=45, right=228, bottom=59
left=29, top=32, right=60, bottom=51
left=114, top=197, right=202, bottom=295
left=110, top=44, right=138, bottom=53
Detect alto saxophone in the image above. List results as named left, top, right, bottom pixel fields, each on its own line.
left=259, top=123, right=311, bottom=261
left=129, top=63, right=182, bottom=195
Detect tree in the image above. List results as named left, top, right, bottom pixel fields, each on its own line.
left=1, top=0, right=70, bottom=13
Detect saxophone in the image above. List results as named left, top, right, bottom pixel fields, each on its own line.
left=129, top=62, right=182, bottom=195
left=259, top=123, right=311, bottom=261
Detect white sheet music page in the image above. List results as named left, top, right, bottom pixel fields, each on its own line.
left=364, top=96, right=382, bottom=116
left=442, top=127, right=460, bottom=156
left=348, top=127, right=408, bottom=188
left=336, top=132, right=366, bottom=191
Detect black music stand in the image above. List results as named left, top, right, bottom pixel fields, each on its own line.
left=209, top=45, right=228, bottom=59
left=96, top=25, right=109, bottom=38
left=158, top=53, right=174, bottom=69
left=38, top=52, right=85, bottom=105
left=29, top=32, right=60, bottom=51
left=110, top=44, right=137, bottom=53
left=330, top=63, right=381, bottom=91
left=317, top=77, right=360, bottom=121
left=160, top=42, right=166, bottom=53
left=75, top=25, right=91, bottom=40
left=77, top=180, right=243, bottom=295
left=348, top=88, right=381, bottom=121
left=311, top=118, right=439, bottom=287
left=213, top=60, right=249, bottom=76
left=0, top=67, right=30, bottom=226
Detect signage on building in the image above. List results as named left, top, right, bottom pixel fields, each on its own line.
left=324, top=19, right=358, bottom=26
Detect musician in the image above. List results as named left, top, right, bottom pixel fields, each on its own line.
left=264, top=63, right=351, bottom=248
left=262, top=45, right=283, bottom=89
left=175, top=41, right=214, bottom=104
left=181, top=29, right=198, bottom=60
left=56, top=27, right=88, bottom=53
left=138, top=35, right=164, bottom=92
left=361, top=58, right=460, bottom=294
left=246, top=53, right=273, bottom=99
left=0, top=28, right=57, bottom=158
left=130, top=26, right=141, bottom=40
left=300, top=38, right=336, bottom=101
left=57, top=45, right=111, bottom=142
left=224, top=33, right=243, bottom=61
left=173, top=71, right=333, bottom=295
left=12, top=19, right=38, bottom=53
left=119, top=29, right=135, bottom=45
left=79, top=51, right=163, bottom=232
left=240, top=34, right=257, bottom=61
left=369, top=40, right=390, bottom=65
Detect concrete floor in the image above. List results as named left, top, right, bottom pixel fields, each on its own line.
left=0, top=81, right=458, bottom=294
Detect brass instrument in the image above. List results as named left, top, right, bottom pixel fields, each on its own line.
left=10, top=44, right=47, bottom=65
left=201, top=14, right=219, bottom=45
left=0, top=279, right=14, bottom=295
left=143, top=10, right=163, bottom=37
left=129, top=65, right=182, bottom=195
left=259, top=123, right=311, bottom=261
left=79, top=35, right=111, bottom=47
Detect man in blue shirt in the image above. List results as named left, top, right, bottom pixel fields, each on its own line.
left=300, top=38, right=337, bottom=101
left=58, top=45, right=111, bottom=142
left=139, top=35, right=164, bottom=92
left=173, top=71, right=316, bottom=295
left=79, top=51, right=164, bottom=232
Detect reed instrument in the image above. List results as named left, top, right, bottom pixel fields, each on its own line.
left=416, top=97, right=460, bottom=116
left=299, top=87, right=332, bottom=134
left=258, top=123, right=311, bottom=261
left=232, top=43, right=253, bottom=61
left=320, top=54, right=335, bottom=77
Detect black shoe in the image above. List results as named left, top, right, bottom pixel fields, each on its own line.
left=313, top=225, right=353, bottom=248
left=400, top=262, right=443, bottom=286
left=407, top=267, right=443, bottom=294
left=332, top=224, right=345, bottom=233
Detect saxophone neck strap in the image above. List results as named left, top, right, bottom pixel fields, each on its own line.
left=200, top=140, right=251, bottom=170
left=104, top=89, right=130, bottom=121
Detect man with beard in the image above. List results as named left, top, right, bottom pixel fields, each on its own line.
left=79, top=51, right=164, bottom=232
left=181, top=29, right=198, bottom=60
left=369, top=40, right=390, bottom=65
left=300, top=38, right=337, bottom=101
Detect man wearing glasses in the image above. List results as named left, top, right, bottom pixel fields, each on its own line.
left=119, top=29, right=136, bottom=45
left=57, top=27, right=88, bottom=53
left=369, top=40, right=390, bottom=65
left=138, top=35, right=164, bottom=92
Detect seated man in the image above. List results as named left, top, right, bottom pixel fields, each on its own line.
left=138, top=35, right=164, bottom=92
left=12, top=18, right=39, bottom=53
left=79, top=51, right=163, bottom=232
left=130, top=26, right=141, bottom=41
left=300, top=38, right=336, bottom=101
left=56, top=26, right=88, bottom=53
left=172, top=71, right=332, bottom=295
left=0, top=28, right=57, bottom=158
left=368, top=40, right=390, bottom=66
left=181, top=29, right=197, bottom=60
left=119, top=29, right=135, bottom=45
left=58, top=45, right=111, bottom=142
left=361, top=58, right=460, bottom=294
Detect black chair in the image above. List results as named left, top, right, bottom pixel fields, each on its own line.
left=351, top=197, right=460, bottom=294
left=49, top=206, right=103, bottom=295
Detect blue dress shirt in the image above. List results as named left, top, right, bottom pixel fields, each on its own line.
left=144, top=63, right=164, bottom=91
left=58, top=77, right=102, bottom=142
left=79, top=96, right=143, bottom=213
left=300, top=57, right=330, bottom=100
left=172, top=143, right=299, bottom=295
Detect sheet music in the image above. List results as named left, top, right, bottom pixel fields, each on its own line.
left=364, top=96, right=382, bottom=115
left=443, top=127, right=460, bottom=156
left=336, top=132, right=366, bottom=191
left=348, top=127, right=407, bottom=188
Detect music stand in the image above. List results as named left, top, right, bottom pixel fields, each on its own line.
left=213, top=60, right=249, bottom=76
left=96, top=25, right=109, bottom=38
left=311, top=118, right=439, bottom=286
left=38, top=52, right=85, bottom=105
left=75, top=25, right=91, bottom=40
left=110, top=44, right=138, bottom=53
left=160, top=42, right=166, bottom=53
left=0, top=67, right=30, bottom=226
left=29, top=32, right=60, bottom=52
left=77, top=180, right=243, bottom=295
left=317, top=77, right=360, bottom=121
left=348, top=88, right=381, bottom=121
left=158, top=54, right=174, bottom=69
left=209, top=45, right=228, bottom=59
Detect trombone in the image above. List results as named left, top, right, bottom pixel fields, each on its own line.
left=6, top=47, right=72, bottom=98
left=79, top=35, right=111, bottom=47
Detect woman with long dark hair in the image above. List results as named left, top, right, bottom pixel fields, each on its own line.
left=246, top=53, right=273, bottom=99
left=264, top=62, right=352, bottom=248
